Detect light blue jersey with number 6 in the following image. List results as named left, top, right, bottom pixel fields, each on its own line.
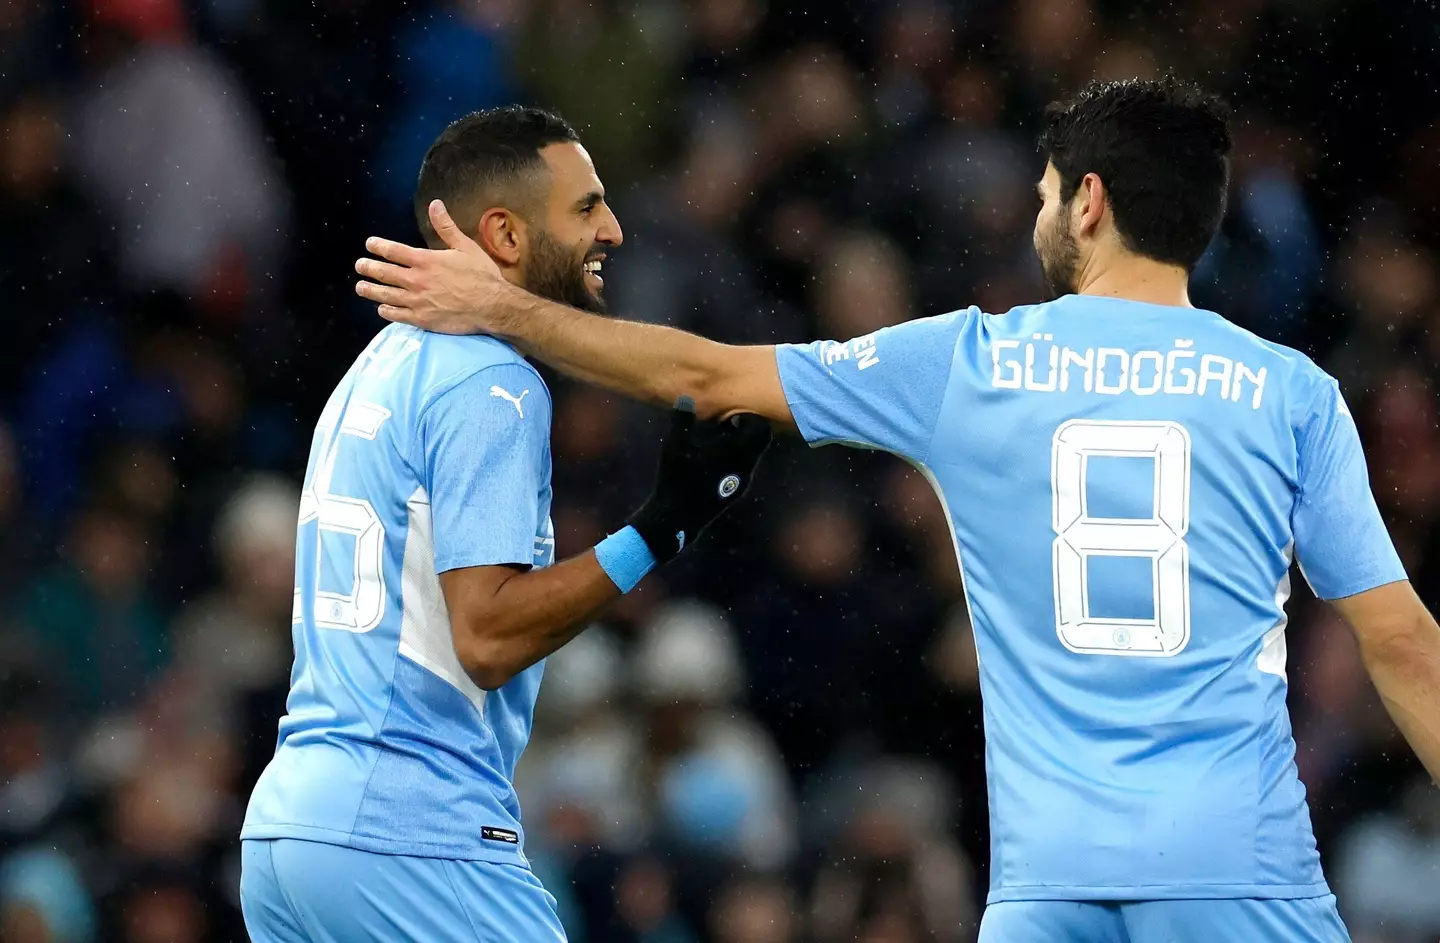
left=776, top=294, right=1405, bottom=903
left=243, top=325, right=555, bottom=865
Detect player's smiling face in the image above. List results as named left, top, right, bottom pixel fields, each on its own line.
left=1033, top=161, right=1081, bottom=300
left=524, top=141, right=623, bottom=314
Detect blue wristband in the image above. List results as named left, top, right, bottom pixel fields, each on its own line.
left=594, top=525, right=658, bottom=593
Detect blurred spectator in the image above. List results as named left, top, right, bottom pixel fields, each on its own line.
left=1325, top=219, right=1438, bottom=398
left=612, top=855, right=699, bottom=943
left=674, top=0, right=765, bottom=117
left=71, top=0, right=288, bottom=307
left=0, top=674, right=72, bottom=848
left=808, top=757, right=976, bottom=943
left=372, top=0, right=524, bottom=225
left=746, top=42, right=869, bottom=307
left=1194, top=115, right=1322, bottom=346
left=709, top=876, right=798, bottom=943
left=171, top=474, right=298, bottom=703
left=104, top=868, right=213, bottom=943
left=633, top=601, right=796, bottom=871
left=1335, top=775, right=1440, bottom=942
left=0, top=421, right=34, bottom=606
left=871, top=0, right=955, bottom=133
left=516, top=0, right=680, bottom=185
left=551, top=385, right=646, bottom=523
left=523, top=602, right=795, bottom=871
left=0, top=92, right=117, bottom=401
left=521, top=625, right=641, bottom=852
left=812, top=229, right=914, bottom=339
left=22, top=505, right=166, bottom=721
left=608, top=119, right=805, bottom=346
left=737, top=499, right=896, bottom=777
left=1008, top=0, right=1099, bottom=103
left=0, top=847, right=95, bottom=943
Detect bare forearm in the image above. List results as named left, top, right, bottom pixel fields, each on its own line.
left=492, top=288, right=794, bottom=423
left=1360, top=627, right=1440, bottom=784
left=488, top=284, right=753, bottom=418
left=451, top=552, right=618, bottom=689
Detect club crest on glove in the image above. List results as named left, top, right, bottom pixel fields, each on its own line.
left=718, top=474, right=741, bottom=499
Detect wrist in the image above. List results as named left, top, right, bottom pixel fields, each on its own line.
left=628, top=496, right=690, bottom=564
left=594, top=526, right=658, bottom=593
left=489, top=281, right=534, bottom=337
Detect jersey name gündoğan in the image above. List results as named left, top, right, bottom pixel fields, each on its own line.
left=775, top=294, right=1405, bottom=902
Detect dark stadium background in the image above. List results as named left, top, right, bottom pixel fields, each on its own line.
left=3, top=0, right=1440, bottom=940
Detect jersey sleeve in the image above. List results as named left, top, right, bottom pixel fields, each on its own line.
left=774, top=310, right=969, bottom=462
left=1292, top=376, right=1406, bottom=599
left=418, top=364, right=550, bottom=574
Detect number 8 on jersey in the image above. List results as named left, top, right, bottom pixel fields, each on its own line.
left=1051, top=419, right=1192, bottom=657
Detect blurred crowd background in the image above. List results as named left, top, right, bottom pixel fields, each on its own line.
left=4, top=0, right=1440, bottom=941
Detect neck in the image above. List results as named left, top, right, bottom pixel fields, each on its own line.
left=1075, top=251, right=1193, bottom=308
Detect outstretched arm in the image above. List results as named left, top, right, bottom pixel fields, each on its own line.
left=356, top=200, right=793, bottom=426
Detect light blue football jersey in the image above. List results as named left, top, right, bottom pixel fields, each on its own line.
left=243, top=324, right=555, bottom=865
left=776, top=294, right=1406, bottom=903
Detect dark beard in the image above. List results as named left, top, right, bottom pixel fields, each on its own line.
left=1035, top=211, right=1080, bottom=301
left=525, top=228, right=608, bottom=314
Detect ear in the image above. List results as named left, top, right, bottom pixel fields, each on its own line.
left=1075, top=172, right=1107, bottom=238
left=477, top=207, right=526, bottom=268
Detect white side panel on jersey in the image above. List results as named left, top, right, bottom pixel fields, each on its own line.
left=908, top=459, right=984, bottom=670
left=397, top=485, right=488, bottom=714
left=1258, top=542, right=1294, bottom=682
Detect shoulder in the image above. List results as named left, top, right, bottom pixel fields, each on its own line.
left=1211, top=320, right=1335, bottom=403
left=413, top=331, right=550, bottom=411
left=871, top=307, right=978, bottom=349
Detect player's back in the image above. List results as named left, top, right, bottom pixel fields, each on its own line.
left=925, top=295, right=1395, bottom=901
left=243, top=324, right=555, bottom=865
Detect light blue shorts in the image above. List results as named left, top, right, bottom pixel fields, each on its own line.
left=979, top=896, right=1350, bottom=943
left=240, top=839, right=566, bottom=943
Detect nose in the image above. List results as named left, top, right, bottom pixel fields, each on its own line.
left=597, top=204, right=623, bottom=247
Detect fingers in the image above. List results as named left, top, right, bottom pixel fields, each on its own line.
left=429, top=200, right=476, bottom=252
left=355, top=280, right=412, bottom=307
left=365, top=236, right=426, bottom=267
left=354, top=257, right=416, bottom=289
left=377, top=304, right=414, bottom=323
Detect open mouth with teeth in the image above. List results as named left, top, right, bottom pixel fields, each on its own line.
left=583, top=257, right=604, bottom=291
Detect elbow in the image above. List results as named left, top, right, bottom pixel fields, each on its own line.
left=1359, top=617, right=1440, bottom=673
left=454, top=633, right=523, bottom=692
left=675, top=370, right=727, bottom=420
left=663, top=342, right=739, bottom=420
left=686, top=363, right=744, bottom=421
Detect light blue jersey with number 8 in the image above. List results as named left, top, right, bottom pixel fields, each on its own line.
left=776, top=294, right=1405, bottom=903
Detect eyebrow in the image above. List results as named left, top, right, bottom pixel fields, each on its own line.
left=574, top=190, right=604, bottom=212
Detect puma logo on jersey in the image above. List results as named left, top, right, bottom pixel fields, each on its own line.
left=490, top=386, right=530, bottom=418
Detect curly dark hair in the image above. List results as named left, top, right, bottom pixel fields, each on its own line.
left=1038, top=77, right=1233, bottom=271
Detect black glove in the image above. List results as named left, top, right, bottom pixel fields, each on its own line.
left=628, top=396, right=772, bottom=563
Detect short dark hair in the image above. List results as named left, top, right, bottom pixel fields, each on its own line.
left=1037, top=77, right=1232, bottom=271
left=413, top=106, right=580, bottom=247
